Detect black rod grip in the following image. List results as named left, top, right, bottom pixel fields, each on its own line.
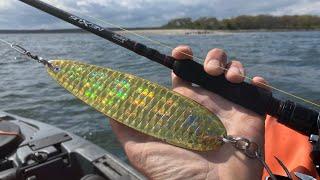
left=277, top=100, right=319, bottom=135
left=173, top=60, right=274, bottom=116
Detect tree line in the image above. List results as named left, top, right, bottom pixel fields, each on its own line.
left=162, top=15, right=320, bottom=30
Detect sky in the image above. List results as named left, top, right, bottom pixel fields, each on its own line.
left=0, top=0, right=320, bottom=29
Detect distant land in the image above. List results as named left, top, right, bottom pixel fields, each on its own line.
left=1, top=28, right=319, bottom=35
left=162, top=15, right=320, bottom=30
left=1, top=15, right=320, bottom=33
left=0, top=27, right=160, bottom=34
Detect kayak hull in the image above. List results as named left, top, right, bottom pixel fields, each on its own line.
left=0, top=111, right=145, bottom=180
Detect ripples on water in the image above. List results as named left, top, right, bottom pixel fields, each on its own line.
left=0, top=31, right=319, bottom=160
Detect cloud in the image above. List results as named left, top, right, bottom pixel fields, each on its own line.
left=272, top=1, right=320, bottom=15
left=0, top=1, right=13, bottom=10
left=0, top=0, right=319, bottom=29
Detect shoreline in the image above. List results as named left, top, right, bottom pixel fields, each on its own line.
left=0, top=29, right=319, bottom=35
left=119, top=29, right=320, bottom=35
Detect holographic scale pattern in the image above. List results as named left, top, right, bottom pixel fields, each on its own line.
left=47, top=60, right=226, bottom=151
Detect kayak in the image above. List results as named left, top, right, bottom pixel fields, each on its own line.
left=0, top=111, right=145, bottom=180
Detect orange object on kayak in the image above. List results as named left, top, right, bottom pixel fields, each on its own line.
left=263, top=115, right=319, bottom=179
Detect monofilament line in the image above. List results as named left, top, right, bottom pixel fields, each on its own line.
left=30, top=0, right=320, bottom=109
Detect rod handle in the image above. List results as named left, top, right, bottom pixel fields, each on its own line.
left=173, top=60, right=320, bottom=135
left=173, top=60, right=274, bottom=116
left=277, top=101, right=319, bottom=135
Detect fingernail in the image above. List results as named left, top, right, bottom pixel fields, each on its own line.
left=229, top=66, right=241, bottom=75
left=207, top=59, right=221, bottom=69
left=239, top=68, right=245, bottom=76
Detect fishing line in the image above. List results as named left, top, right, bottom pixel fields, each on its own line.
left=41, top=0, right=319, bottom=109
left=86, top=13, right=320, bottom=108
left=0, top=39, right=26, bottom=64
left=1, top=0, right=317, bottom=138
left=0, top=39, right=13, bottom=47
left=2, top=0, right=317, bottom=109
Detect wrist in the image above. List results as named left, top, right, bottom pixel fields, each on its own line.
left=215, top=142, right=264, bottom=179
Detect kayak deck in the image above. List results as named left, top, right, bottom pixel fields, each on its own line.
left=0, top=111, right=145, bottom=180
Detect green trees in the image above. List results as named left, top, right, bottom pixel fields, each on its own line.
left=193, top=17, right=220, bottom=29
left=164, top=18, right=193, bottom=29
left=162, top=15, right=320, bottom=30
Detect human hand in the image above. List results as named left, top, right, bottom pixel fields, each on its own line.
left=110, top=45, right=270, bottom=180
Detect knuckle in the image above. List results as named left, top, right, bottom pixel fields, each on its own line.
left=207, top=48, right=227, bottom=62
left=254, top=76, right=265, bottom=82
left=209, top=48, right=226, bottom=56
left=175, top=45, right=192, bottom=53
left=230, top=60, right=243, bottom=67
left=230, top=60, right=240, bottom=64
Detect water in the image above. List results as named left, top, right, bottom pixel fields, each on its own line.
left=0, top=31, right=319, bottom=161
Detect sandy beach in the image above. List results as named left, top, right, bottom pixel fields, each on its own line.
left=117, top=29, right=234, bottom=35
left=117, top=28, right=320, bottom=35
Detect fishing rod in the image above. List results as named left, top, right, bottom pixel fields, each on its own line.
left=18, top=0, right=319, bottom=136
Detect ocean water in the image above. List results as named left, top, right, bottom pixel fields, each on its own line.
left=0, top=31, right=319, bottom=160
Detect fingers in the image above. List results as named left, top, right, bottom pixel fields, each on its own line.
left=225, top=61, right=245, bottom=83
left=171, top=45, right=193, bottom=89
left=251, top=76, right=271, bottom=91
left=204, top=48, right=227, bottom=76
left=173, top=47, right=268, bottom=91
left=204, top=48, right=245, bottom=83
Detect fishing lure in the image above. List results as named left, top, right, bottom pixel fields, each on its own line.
left=47, top=60, right=227, bottom=151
